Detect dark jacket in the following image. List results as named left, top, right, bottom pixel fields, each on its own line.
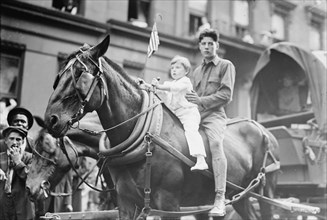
left=0, top=140, right=35, bottom=220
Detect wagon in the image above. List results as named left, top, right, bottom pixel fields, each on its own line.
left=251, top=42, right=326, bottom=219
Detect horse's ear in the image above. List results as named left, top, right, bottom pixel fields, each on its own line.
left=89, top=35, right=110, bottom=59
left=34, top=116, right=46, bottom=128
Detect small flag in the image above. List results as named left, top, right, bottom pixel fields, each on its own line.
left=147, top=22, right=160, bottom=58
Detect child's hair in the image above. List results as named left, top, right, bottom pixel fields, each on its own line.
left=198, top=28, right=219, bottom=43
left=170, top=55, right=191, bottom=74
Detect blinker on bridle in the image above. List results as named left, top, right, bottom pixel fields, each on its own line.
left=65, top=50, right=107, bottom=126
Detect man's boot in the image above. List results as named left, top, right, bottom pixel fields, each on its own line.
left=209, top=157, right=227, bottom=216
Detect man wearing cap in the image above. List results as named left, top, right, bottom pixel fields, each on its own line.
left=0, top=126, right=35, bottom=220
left=6, top=107, right=34, bottom=152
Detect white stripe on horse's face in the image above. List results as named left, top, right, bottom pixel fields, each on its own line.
left=42, top=133, right=57, bottom=154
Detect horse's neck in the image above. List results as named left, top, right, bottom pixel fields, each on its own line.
left=69, top=139, right=98, bottom=159
left=96, top=72, right=143, bottom=146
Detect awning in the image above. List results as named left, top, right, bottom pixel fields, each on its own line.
left=251, top=42, right=326, bottom=133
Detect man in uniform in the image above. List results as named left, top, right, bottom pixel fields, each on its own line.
left=186, top=28, right=235, bottom=216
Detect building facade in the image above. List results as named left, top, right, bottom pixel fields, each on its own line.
left=1, top=0, right=326, bottom=135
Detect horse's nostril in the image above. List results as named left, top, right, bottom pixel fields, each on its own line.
left=26, top=186, right=32, bottom=197
left=50, top=115, right=58, bottom=127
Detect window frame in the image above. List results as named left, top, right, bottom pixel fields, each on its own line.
left=271, top=12, right=286, bottom=41
left=128, top=0, right=151, bottom=27
left=270, top=0, right=296, bottom=42
left=188, top=0, right=208, bottom=36
left=0, top=41, right=26, bottom=103
left=232, top=0, right=251, bottom=39
left=52, top=0, right=84, bottom=15
left=306, top=5, right=326, bottom=50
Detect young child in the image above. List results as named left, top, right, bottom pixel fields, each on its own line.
left=152, top=55, right=208, bottom=171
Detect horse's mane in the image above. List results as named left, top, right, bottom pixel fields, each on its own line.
left=102, top=56, right=139, bottom=88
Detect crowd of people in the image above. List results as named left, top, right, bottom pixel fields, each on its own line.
left=0, top=28, right=235, bottom=218
left=0, top=102, right=111, bottom=220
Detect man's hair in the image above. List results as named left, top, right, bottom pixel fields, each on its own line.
left=170, top=55, right=191, bottom=74
left=198, top=29, right=219, bottom=43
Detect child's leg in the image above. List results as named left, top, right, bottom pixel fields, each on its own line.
left=175, top=108, right=208, bottom=170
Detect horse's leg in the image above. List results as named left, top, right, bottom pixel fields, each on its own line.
left=151, top=189, right=181, bottom=220
left=118, top=199, right=141, bottom=220
left=232, top=197, right=259, bottom=220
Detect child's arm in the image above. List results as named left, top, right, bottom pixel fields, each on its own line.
left=151, top=78, right=171, bottom=91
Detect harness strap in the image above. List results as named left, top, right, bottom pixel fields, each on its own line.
left=49, top=192, right=72, bottom=197
left=59, top=138, right=114, bottom=193
left=98, top=90, right=149, bottom=156
left=99, top=94, right=163, bottom=158
left=122, top=92, right=158, bottom=154
left=143, top=137, right=153, bottom=213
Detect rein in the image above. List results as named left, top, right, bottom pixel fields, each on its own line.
left=76, top=90, right=161, bottom=136
left=30, top=142, right=57, bottom=166
left=59, top=137, right=114, bottom=193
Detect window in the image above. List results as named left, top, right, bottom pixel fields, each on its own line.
left=189, top=14, right=202, bottom=36
left=233, top=0, right=249, bottom=39
left=306, top=5, right=325, bottom=50
left=128, top=0, right=151, bottom=28
left=0, top=41, right=25, bottom=102
left=188, top=0, right=208, bottom=36
left=270, top=0, right=296, bottom=42
left=271, top=13, right=285, bottom=40
left=309, top=22, right=321, bottom=50
left=52, top=0, right=83, bottom=15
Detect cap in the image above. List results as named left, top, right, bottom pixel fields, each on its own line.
left=7, top=107, right=34, bottom=130
left=2, top=126, right=28, bottom=138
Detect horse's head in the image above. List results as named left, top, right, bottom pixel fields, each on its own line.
left=26, top=128, right=79, bottom=202
left=45, top=35, right=110, bottom=137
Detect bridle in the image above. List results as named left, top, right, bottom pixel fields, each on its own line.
left=31, top=137, right=79, bottom=168
left=30, top=142, right=57, bottom=166
left=55, top=49, right=108, bottom=127
left=30, top=137, right=80, bottom=198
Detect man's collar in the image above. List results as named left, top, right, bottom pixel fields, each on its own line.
left=202, top=55, right=219, bottom=66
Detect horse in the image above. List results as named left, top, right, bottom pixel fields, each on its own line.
left=43, top=35, right=280, bottom=220
left=26, top=114, right=116, bottom=210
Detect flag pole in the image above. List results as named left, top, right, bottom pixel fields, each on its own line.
left=142, top=14, right=162, bottom=79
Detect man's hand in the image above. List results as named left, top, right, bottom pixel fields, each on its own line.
left=0, top=168, right=7, bottom=181
left=9, top=146, right=22, bottom=166
left=185, top=91, right=201, bottom=105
